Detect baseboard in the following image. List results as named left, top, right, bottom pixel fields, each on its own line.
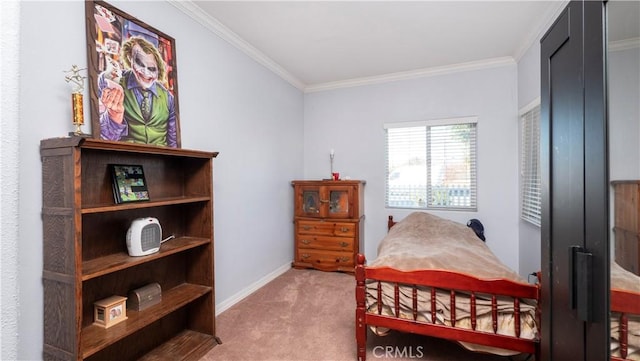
left=215, top=262, right=292, bottom=316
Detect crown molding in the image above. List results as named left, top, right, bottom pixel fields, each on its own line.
left=170, top=1, right=559, bottom=94
left=168, top=0, right=306, bottom=91
left=514, top=0, right=569, bottom=61
left=519, top=97, right=541, bottom=116
left=304, top=57, right=516, bottom=93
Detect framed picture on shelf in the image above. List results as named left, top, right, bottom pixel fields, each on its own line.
left=85, top=0, right=181, bottom=147
left=93, top=295, right=128, bottom=328
left=110, top=164, right=150, bottom=203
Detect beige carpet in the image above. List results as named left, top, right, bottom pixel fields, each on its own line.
left=200, top=268, right=527, bottom=361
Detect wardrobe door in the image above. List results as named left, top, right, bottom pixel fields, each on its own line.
left=540, top=1, right=608, bottom=360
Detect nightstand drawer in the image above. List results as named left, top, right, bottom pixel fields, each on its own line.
left=296, top=235, right=354, bottom=252
left=296, top=249, right=354, bottom=269
left=297, top=220, right=356, bottom=237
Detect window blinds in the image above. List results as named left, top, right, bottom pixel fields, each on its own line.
left=385, top=117, right=477, bottom=210
left=520, top=103, right=541, bottom=226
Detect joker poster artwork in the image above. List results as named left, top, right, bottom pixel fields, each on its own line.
left=86, top=1, right=181, bottom=147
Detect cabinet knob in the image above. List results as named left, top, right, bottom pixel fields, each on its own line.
left=303, top=225, right=312, bottom=231
left=338, top=257, right=350, bottom=263
left=340, top=242, right=349, bottom=248
left=302, top=254, right=310, bottom=259
left=301, top=239, right=311, bottom=245
left=340, top=227, right=350, bottom=232
left=320, top=199, right=330, bottom=203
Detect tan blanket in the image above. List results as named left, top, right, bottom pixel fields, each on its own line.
left=365, top=212, right=537, bottom=356
left=366, top=212, right=640, bottom=359
left=368, top=212, right=525, bottom=282
left=611, top=262, right=640, bottom=360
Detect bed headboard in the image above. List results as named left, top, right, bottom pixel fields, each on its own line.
left=387, top=215, right=397, bottom=231
left=388, top=214, right=487, bottom=243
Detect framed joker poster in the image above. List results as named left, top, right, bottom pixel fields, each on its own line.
left=85, top=1, right=181, bottom=148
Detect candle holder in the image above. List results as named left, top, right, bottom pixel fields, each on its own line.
left=64, top=65, right=90, bottom=137
left=330, top=149, right=335, bottom=179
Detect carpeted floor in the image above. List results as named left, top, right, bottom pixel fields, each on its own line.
left=200, top=268, right=527, bottom=361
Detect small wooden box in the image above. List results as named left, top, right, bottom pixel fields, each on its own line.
left=128, top=283, right=162, bottom=311
left=93, top=295, right=128, bottom=328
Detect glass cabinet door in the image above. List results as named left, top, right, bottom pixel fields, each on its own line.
left=301, top=189, right=321, bottom=216
left=329, top=189, right=349, bottom=217
left=295, top=186, right=323, bottom=217
left=294, top=183, right=356, bottom=218
left=327, top=186, right=352, bottom=218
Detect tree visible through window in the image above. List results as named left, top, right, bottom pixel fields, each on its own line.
left=385, top=117, right=477, bottom=210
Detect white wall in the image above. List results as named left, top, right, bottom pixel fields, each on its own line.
left=0, top=1, right=21, bottom=360
left=303, top=65, right=522, bottom=273
left=609, top=46, right=640, bottom=181
left=516, top=22, right=640, bottom=275
left=608, top=45, right=640, bottom=260
left=516, top=39, right=542, bottom=277
left=16, top=1, right=303, bottom=359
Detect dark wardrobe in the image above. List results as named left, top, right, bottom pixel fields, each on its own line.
left=541, top=0, right=639, bottom=360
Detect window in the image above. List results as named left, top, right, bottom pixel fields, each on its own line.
left=385, top=117, right=477, bottom=210
left=520, top=102, right=541, bottom=226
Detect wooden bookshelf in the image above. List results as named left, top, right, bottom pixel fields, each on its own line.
left=41, top=137, right=219, bottom=361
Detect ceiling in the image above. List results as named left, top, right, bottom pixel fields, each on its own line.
left=181, top=1, right=569, bottom=91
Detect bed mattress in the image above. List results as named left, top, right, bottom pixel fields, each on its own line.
left=365, top=212, right=537, bottom=356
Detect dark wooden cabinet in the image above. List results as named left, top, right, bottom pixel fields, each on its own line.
left=540, top=1, right=608, bottom=360
left=613, top=180, right=640, bottom=275
left=41, top=137, right=219, bottom=361
left=291, top=180, right=364, bottom=273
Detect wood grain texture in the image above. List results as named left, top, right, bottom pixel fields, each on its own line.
left=613, top=181, right=640, bottom=275
left=292, top=180, right=365, bottom=273
left=355, top=229, right=540, bottom=361
left=41, top=137, right=218, bottom=360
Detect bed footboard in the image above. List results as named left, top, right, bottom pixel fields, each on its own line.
left=611, top=288, right=640, bottom=361
left=355, top=254, right=540, bottom=361
left=356, top=254, right=368, bottom=361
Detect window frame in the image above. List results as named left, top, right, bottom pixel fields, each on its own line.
left=519, top=99, right=541, bottom=226
left=384, top=116, right=478, bottom=211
